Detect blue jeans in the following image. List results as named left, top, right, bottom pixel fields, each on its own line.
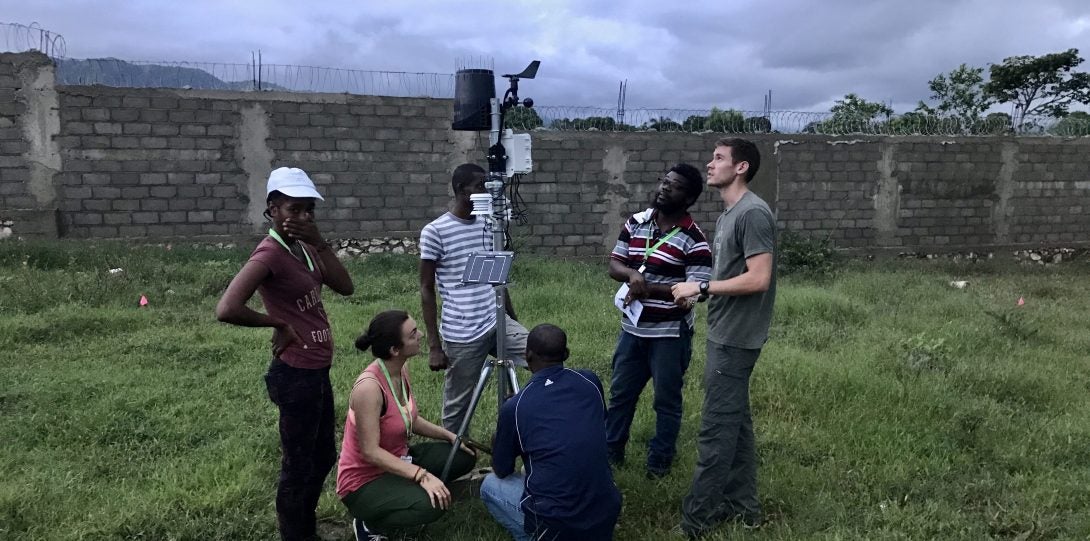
left=605, top=326, right=693, bottom=472
left=481, top=473, right=531, bottom=541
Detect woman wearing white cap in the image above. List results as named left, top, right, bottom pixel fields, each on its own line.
left=217, top=167, right=355, bottom=541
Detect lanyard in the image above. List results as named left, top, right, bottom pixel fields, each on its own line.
left=377, top=360, right=413, bottom=438
left=644, top=226, right=680, bottom=260
left=268, top=228, right=314, bottom=272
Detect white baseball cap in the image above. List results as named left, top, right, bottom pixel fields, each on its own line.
left=266, top=167, right=324, bottom=200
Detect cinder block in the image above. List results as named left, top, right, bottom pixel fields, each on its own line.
left=140, top=199, right=168, bottom=211
left=188, top=210, right=214, bottom=222
left=82, top=108, right=110, bottom=121
left=111, top=109, right=140, bottom=122
left=123, top=123, right=152, bottom=135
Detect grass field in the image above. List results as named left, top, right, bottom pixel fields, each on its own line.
left=1, top=240, right=1089, bottom=540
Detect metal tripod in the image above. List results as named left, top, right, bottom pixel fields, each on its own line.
left=440, top=94, right=521, bottom=482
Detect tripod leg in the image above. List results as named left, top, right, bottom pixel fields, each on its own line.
left=442, top=361, right=493, bottom=481
left=505, top=362, right=521, bottom=395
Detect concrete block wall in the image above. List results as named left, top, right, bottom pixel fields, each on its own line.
left=52, top=84, right=461, bottom=240
left=2, top=51, right=1090, bottom=254
left=0, top=52, right=61, bottom=237
left=773, top=137, right=1090, bottom=250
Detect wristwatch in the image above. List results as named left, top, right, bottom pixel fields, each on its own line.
left=698, top=281, right=710, bottom=302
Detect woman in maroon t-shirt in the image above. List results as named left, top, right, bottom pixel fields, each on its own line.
left=216, top=167, right=354, bottom=541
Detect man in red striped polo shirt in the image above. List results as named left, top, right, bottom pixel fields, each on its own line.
left=605, top=163, right=713, bottom=479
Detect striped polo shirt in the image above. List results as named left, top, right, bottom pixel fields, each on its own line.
left=610, top=208, right=713, bottom=338
left=420, top=212, right=497, bottom=343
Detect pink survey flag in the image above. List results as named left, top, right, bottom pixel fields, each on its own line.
left=139, top=295, right=149, bottom=307
left=1017, top=296, right=1025, bottom=306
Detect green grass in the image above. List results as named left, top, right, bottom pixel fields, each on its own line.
left=2, top=241, right=1089, bottom=540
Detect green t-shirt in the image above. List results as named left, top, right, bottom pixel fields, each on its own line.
left=707, top=191, right=777, bottom=349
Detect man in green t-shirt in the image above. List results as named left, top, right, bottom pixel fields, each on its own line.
left=671, top=138, right=777, bottom=538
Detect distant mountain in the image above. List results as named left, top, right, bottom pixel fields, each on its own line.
left=55, top=58, right=286, bottom=91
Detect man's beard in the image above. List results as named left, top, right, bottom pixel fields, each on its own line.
left=652, top=196, right=686, bottom=214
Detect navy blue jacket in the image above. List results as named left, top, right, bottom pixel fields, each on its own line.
left=493, top=364, right=622, bottom=538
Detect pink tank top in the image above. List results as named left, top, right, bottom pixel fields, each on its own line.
left=336, top=360, right=419, bottom=497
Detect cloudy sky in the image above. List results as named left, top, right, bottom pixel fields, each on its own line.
left=5, top=0, right=1090, bottom=113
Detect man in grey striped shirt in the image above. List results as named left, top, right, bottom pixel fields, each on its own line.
left=420, top=163, right=528, bottom=433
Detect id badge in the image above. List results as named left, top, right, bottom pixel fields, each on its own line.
left=400, top=455, right=413, bottom=463
left=637, top=264, right=646, bottom=273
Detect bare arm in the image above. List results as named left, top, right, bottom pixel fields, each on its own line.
left=215, top=261, right=301, bottom=357
left=283, top=218, right=353, bottom=296
left=313, top=243, right=354, bottom=296
left=352, top=379, right=452, bottom=509
left=419, top=258, right=448, bottom=371
left=411, top=415, right=453, bottom=441
left=608, top=258, right=673, bottom=302
left=671, top=252, right=774, bottom=301
left=216, top=261, right=274, bottom=327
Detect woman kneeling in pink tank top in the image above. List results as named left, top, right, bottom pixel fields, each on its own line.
left=336, top=310, right=476, bottom=540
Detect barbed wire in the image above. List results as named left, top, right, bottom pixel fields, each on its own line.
left=517, top=107, right=1088, bottom=136
left=1, top=21, right=67, bottom=57
left=54, top=57, right=454, bottom=97
left=26, top=50, right=1090, bottom=136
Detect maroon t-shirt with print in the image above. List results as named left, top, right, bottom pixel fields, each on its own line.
left=248, top=236, right=333, bottom=369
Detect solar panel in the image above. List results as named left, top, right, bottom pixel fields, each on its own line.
left=462, top=251, right=514, bottom=285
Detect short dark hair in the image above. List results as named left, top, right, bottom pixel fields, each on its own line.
left=355, top=310, right=410, bottom=360
left=715, top=138, right=761, bottom=183
left=667, top=163, right=704, bottom=204
left=527, top=324, right=569, bottom=364
left=451, top=163, right=486, bottom=194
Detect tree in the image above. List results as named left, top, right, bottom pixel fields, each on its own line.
left=975, top=112, right=1013, bottom=135
left=503, top=106, right=542, bottom=130
left=822, top=94, right=893, bottom=134
left=682, top=114, right=707, bottom=131
left=744, top=116, right=773, bottom=133
left=885, top=111, right=955, bottom=135
left=917, top=64, right=991, bottom=129
left=644, top=116, right=682, bottom=131
left=706, top=107, right=746, bottom=132
left=1049, top=111, right=1090, bottom=136
left=547, top=116, right=633, bottom=131
left=983, top=48, right=1090, bottom=126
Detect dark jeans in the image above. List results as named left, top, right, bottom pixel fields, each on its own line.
left=605, top=326, right=693, bottom=471
left=681, top=341, right=762, bottom=537
left=264, top=358, right=337, bottom=541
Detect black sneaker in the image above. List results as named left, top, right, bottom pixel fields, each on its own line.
left=353, top=518, right=388, bottom=541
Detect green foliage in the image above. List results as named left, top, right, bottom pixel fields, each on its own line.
left=502, top=106, right=542, bottom=130
left=777, top=230, right=838, bottom=277
left=984, top=48, right=1090, bottom=120
left=977, top=112, right=1014, bottom=135
left=981, top=304, right=1041, bottom=341
left=662, top=108, right=770, bottom=133
left=917, top=64, right=992, bottom=127
left=644, top=116, right=682, bottom=131
left=1048, top=111, right=1090, bottom=136
left=805, top=93, right=894, bottom=134
left=897, top=333, right=950, bottom=374
left=548, top=116, right=636, bottom=131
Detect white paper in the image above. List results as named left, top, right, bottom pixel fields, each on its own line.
left=614, top=284, right=644, bottom=325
